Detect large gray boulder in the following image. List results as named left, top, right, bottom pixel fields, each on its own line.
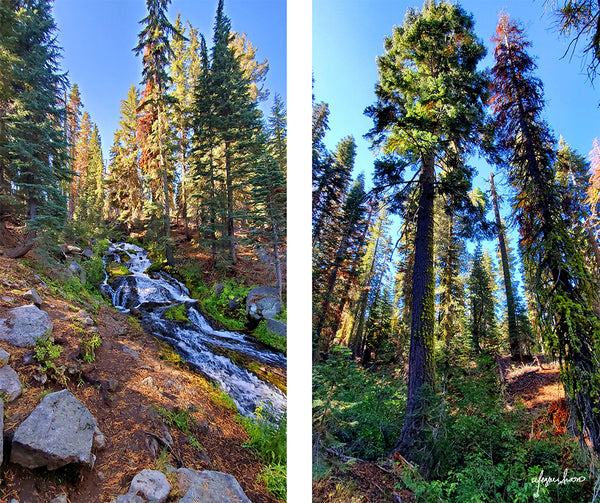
left=11, top=389, right=99, bottom=470
left=175, top=469, right=252, bottom=503
left=0, top=304, right=52, bottom=347
left=0, top=365, right=22, bottom=401
left=246, top=286, right=281, bottom=322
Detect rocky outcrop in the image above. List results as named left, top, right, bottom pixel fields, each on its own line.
left=0, top=304, right=52, bottom=347
left=11, top=389, right=100, bottom=470
left=266, top=319, right=287, bottom=338
left=110, top=468, right=252, bottom=503
left=0, top=365, right=22, bottom=401
left=246, top=286, right=281, bottom=322
left=175, top=468, right=252, bottom=503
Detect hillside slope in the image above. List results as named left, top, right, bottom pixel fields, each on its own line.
left=0, top=254, right=282, bottom=503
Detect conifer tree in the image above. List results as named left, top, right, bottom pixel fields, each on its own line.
left=230, top=31, right=269, bottom=103
left=86, top=125, right=104, bottom=222
left=312, top=135, right=355, bottom=247
left=365, top=1, right=488, bottom=459
left=491, top=13, right=600, bottom=454
left=107, top=84, right=143, bottom=227
left=73, top=111, right=92, bottom=222
left=489, top=172, right=520, bottom=359
left=66, top=83, right=82, bottom=220
left=0, top=1, right=19, bottom=225
left=169, top=15, right=201, bottom=238
left=134, top=0, right=181, bottom=265
left=251, top=152, right=286, bottom=298
left=468, top=244, right=499, bottom=353
left=267, top=93, right=286, bottom=176
left=208, top=0, right=263, bottom=264
left=5, top=0, right=69, bottom=247
left=314, top=175, right=367, bottom=357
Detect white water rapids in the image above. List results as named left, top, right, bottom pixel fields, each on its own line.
left=101, top=242, right=286, bottom=418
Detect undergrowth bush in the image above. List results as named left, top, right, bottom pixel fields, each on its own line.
left=313, top=346, right=406, bottom=461
left=400, top=354, right=591, bottom=502
left=239, top=406, right=287, bottom=500
left=253, top=320, right=286, bottom=353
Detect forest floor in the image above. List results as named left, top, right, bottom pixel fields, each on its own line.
left=0, top=227, right=285, bottom=503
left=313, top=356, right=570, bottom=503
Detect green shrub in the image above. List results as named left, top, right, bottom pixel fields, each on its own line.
left=253, top=320, right=286, bottom=353
left=163, top=304, right=190, bottom=323
left=79, top=332, right=101, bottom=363
left=34, top=335, right=66, bottom=383
left=84, top=257, right=105, bottom=286
left=239, top=407, right=287, bottom=500
left=153, top=405, right=203, bottom=451
left=399, top=356, right=590, bottom=502
left=313, top=347, right=406, bottom=461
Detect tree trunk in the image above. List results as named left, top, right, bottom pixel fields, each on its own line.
left=489, top=172, right=520, bottom=360
left=225, top=143, right=236, bottom=264
left=157, top=103, right=174, bottom=266
left=4, top=231, right=36, bottom=259
left=394, top=154, right=436, bottom=458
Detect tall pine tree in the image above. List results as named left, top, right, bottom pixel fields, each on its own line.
left=365, top=1, right=489, bottom=460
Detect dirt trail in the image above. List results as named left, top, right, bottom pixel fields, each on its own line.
left=0, top=255, right=282, bottom=503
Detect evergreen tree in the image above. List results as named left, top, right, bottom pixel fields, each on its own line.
left=169, top=14, right=201, bottom=238
left=468, top=244, right=500, bottom=353
left=191, top=33, right=223, bottom=261
left=86, top=124, right=104, bottom=222
left=0, top=1, right=20, bottom=225
left=365, top=0, right=489, bottom=460
left=73, top=111, right=92, bottom=222
left=230, top=31, right=269, bottom=103
left=267, top=93, right=286, bottom=176
left=66, top=83, right=82, bottom=220
left=251, top=152, right=286, bottom=298
left=107, top=84, right=143, bottom=227
left=489, top=172, right=520, bottom=359
left=312, top=135, right=355, bottom=247
left=491, top=13, right=600, bottom=455
left=209, top=0, right=263, bottom=265
left=134, top=0, right=181, bottom=265
left=548, top=0, right=600, bottom=80
left=5, top=0, right=70, bottom=246
left=314, top=175, right=367, bottom=357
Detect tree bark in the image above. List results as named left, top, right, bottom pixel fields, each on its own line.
left=394, top=154, right=436, bottom=458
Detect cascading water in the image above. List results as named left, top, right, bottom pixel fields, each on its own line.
left=101, top=242, right=286, bottom=417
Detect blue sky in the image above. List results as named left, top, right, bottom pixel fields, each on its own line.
left=313, top=0, right=600, bottom=206
left=52, top=0, right=286, bottom=159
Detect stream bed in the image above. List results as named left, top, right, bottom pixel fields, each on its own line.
left=100, top=242, right=286, bottom=417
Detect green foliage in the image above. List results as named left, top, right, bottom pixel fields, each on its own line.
left=239, top=406, right=287, bottom=500
left=79, top=332, right=101, bottom=363
left=398, top=356, right=590, bottom=502
left=83, top=257, right=105, bottom=287
left=153, top=405, right=203, bottom=451
left=127, top=316, right=142, bottom=332
left=210, top=388, right=238, bottom=412
left=106, top=262, right=131, bottom=278
left=45, top=274, right=102, bottom=311
left=34, top=335, right=66, bottom=383
left=162, top=303, right=190, bottom=323
left=202, top=279, right=251, bottom=331
left=313, top=347, right=406, bottom=461
left=253, top=320, right=286, bottom=353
